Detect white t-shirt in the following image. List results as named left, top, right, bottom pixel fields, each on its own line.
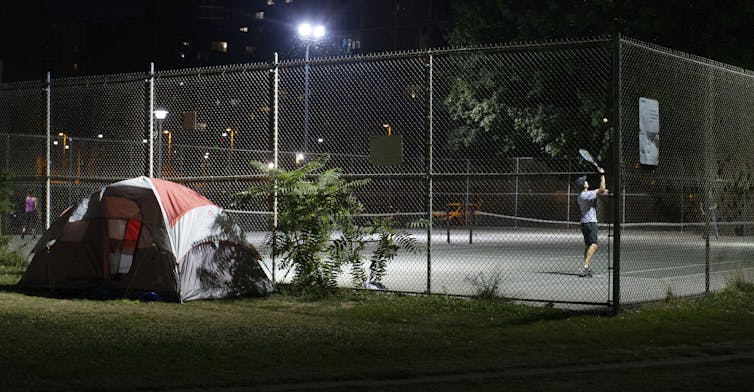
left=578, top=190, right=598, bottom=223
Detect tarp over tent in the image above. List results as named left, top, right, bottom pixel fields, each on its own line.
left=18, top=177, right=273, bottom=301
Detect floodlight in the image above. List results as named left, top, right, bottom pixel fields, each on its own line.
left=298, top=23, right=312, bottom=38
left=313, top=25, right=325, bottom=39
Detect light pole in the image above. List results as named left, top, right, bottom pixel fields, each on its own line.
left=298, top=23, right=325, bottom=162
left=154, top=110, right=168, bottom=177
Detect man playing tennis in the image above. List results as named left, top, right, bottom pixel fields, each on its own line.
left=575, top=168, right=608, bottom=277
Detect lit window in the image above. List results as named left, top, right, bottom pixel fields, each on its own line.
left=240, top=26, right=249, bottom=33
left=211, top=41, right=228, bottom=53
left=285, top=0, right=293, bottom=3
left=353, top=40, right=361, bottom=49
left=255, top=11, right=264, bottom=19
left=182, top=41, right=190, bottom=47
left=267, top=0, right=274, bottom=4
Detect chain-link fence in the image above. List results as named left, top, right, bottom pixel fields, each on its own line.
left=620, top=37, right=754, bottom=305
left=2, top=36, right=753, bottom=309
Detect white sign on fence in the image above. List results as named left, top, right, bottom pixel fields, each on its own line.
left=639, top=97, right=660, bottom=166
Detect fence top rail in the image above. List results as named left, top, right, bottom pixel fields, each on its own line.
left=155, top=61, right=272, bottom=78
left=430, top=35, right=611, bottom=56
left=0, top=80, right=46, bottom=91
left=49, top=71, right=151, bottom=87
left=277, top=36, right=612, bottom=68
left=621, top=36, right=754, bottom=78
left=3, top=35, right=752, bottom=84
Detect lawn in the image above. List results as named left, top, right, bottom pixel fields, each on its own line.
left=0, top=269, right=752, bottom=391
left=0, top=238, right=753, bottom=392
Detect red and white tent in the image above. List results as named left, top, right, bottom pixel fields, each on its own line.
left=19, top=177, right=272, bottom=301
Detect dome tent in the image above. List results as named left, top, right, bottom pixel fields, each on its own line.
left=18, top=177, right=272, bottom=301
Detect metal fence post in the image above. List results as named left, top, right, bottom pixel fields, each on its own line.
left=45, top=72, right=51, bottom=229
left=148, top=63, right=155, bottom=178
left=611, top=34, right=623, bottom=314
left=271, top=52, right=280, bottom=286
left=703, top=65, right=716, bottom=295
left=426, top=50, right=434, bottom=294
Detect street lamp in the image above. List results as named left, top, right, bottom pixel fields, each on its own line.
left=154, top=110, right=168, bottom=177
left=298, top=22, right=325, bottom=163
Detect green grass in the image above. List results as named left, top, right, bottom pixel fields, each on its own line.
left=0, top=280, right=752, bottom=391
left=1, top=238, right=752, bottom=391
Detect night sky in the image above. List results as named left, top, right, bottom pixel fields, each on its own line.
left=1, top=1, right=753, bottom=83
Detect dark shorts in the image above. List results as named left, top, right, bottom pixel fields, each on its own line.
left=580, top=222, right=598, bottom=246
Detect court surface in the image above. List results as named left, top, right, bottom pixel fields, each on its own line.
left=8, top=226, right=753, bottom=308
left=259, top=226, right=754, bottom=307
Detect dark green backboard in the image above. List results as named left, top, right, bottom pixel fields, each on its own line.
left=369, top=134, right=403, bottom=166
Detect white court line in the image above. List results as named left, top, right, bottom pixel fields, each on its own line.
left=624, top=259, right=754, bottom=275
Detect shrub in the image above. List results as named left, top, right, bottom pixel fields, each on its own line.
left=0, top=171, right=14, bottom=236
left=727, top=270, right=754, bottom=292
left=0, top=236, right=28, bottom=272
left=464, top=271, right=505, bottom=300
left=234, top=156, right=418, bottom=294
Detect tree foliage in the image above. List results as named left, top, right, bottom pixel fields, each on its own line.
left=443, top=0, right=754, bottom=160
left=234, top=156, right=418, bottom=293
left=442, top=51, right=610, bottom=158
left=448, top=0, right=754, bottom=70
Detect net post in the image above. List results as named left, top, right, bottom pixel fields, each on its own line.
left=446, top=205, right=450, bottom=244
left=610, top=33, right=623, bottom=314
left=466, top=159, right=472, bottom=244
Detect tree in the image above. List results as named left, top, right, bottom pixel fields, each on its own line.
left=443, top=1, right=754, bottom=160
left=447, top=0, right=615, bottom=46
left=441, top=49, right=610, bottom=159
left=448, top=1, right=754, bottom=69
left=234, top=157, right=418, bottom=293
left=444, top=2, right=617, bottom=160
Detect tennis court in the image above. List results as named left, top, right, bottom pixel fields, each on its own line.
left=239, top=210, right=754, bottom=307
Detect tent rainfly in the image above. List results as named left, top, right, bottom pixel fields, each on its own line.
left=18, top=177, right=273, bottom=301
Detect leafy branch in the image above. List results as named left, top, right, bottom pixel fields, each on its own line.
left=234, top=156, right=418, bottom=293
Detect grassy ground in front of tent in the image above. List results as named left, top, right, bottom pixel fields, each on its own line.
left=0, top=265, right=752, bottom=391
left=1, top=237, right=753, bottom=391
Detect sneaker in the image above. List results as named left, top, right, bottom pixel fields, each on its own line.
left=585, top=267, right=594, bottom=277
left=578, top=267, right=587, bottom=277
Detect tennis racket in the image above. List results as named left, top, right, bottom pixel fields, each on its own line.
left=578, top=149, right=603, bottom=172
